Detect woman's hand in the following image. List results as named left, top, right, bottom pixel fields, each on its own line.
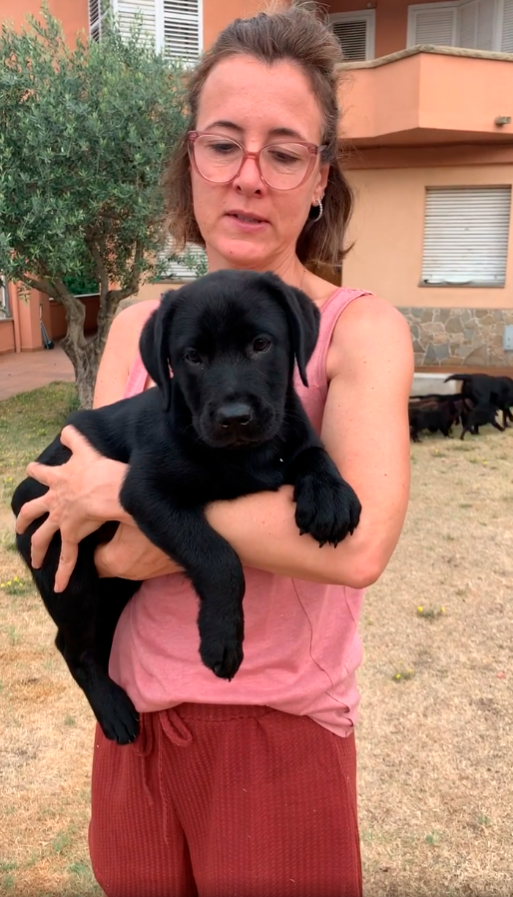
left=15, top=425, right=129, bottom=592
left=95, top=522, right=183, bottom=580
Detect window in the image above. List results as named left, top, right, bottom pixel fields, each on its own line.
left=88, top=0, right=202, bottom=60
left=407, top=2, right=458, bottom=47
left=408, top=0, right=513, bottom=52
left=89, top=0, right=110, bottom=41
left=162, top=0, right=201, bottom=62
left=156, top=239, right=207, bottom=281
left=117, top=0, right=157, bottom=48
left=421, top=186, right=511, bottom=287
left=458, top=0, right=494, bottom=50
left=501, top=0, right=513, bottom=51
left=0, top=277, right=9, bottom=317
left=329, top=11, right=376, bottom=61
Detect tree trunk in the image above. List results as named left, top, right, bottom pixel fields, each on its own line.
left=61, top=314, right=112, bottom=409
left=56, top=289, right=114, bottom=408
left=41, top=256, right=145, bottom=407
left=67, top=340, right=103, bottom=408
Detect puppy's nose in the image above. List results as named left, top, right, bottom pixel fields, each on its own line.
left=216, top=402, right=253, bottom=428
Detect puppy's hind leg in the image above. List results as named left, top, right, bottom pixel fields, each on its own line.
left=30, top=538, right=139, bottom=745
left=54, top=622, right=139, bottom=745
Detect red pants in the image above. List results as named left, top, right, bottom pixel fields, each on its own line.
left=89, top=704, right=362, bottom=897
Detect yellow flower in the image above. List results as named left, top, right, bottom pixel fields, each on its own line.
left=417, top=606, right=423, bottom=613
left=7, top=581, right=12, bottom=586
left=0, top=583, right=4, bottom=589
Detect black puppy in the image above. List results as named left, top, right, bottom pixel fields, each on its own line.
left=460, top=402, right=505, bottom=440
left=12, top=270, right=361, bottom=745
left=446, top=373, right=513, bottom=428
left=408, top=401, right=460, bottom=442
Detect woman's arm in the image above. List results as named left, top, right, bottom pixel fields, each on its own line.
left=205, top=296, right=413, bottom=588
left=15, top=300, right=175, bottom=591
left=95, top=296, right=413, bottom=590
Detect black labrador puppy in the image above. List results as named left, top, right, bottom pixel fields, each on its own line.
left=408, top=400, right=460, bottom=442
left=12, top=269, right=361, bottom=745
left=460, top=402, right=505, bottom=440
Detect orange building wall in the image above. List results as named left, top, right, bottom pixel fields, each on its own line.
left=1, top=0, right=88, bottom=46
left=0, top=321, right=15, bottom=354
left=343, top=162, right=513, bottom=309
left=203, top=0, right=265, bottom=48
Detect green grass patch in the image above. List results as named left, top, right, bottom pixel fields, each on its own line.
left=0, top=382, right=77, bottom=507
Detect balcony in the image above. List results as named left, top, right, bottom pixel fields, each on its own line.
left=339, top=45, right=513, bottom=147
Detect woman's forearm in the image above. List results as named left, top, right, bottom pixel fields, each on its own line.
left=100, top=481, right=374, bottom=586
left=101, top=469, right=393, bottom=589
left=205, top=486, right=383, bottom=589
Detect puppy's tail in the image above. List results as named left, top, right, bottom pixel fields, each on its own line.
left=444, top=374, right=472, bottom=384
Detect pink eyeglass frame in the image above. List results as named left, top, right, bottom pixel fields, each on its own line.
left=187, top=130, right=328, bottom=190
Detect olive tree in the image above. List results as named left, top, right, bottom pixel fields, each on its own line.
left=0, top=8, right=192, bottom=406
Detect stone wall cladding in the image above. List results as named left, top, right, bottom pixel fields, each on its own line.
left=398, top=307, right=513, bottom=368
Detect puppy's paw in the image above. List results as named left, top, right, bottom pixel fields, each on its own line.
left=198, top=609, right=244, bottom=681
left=294, top=473, right=361, bottom=547
left=94, top=683, right=140, bottom=745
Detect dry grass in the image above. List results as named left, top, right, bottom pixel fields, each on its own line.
left=1, top=384, right=512, bottom=895
left=0, top=384, right=100, bottom=897
left=358, top=427, right=513, bottom=897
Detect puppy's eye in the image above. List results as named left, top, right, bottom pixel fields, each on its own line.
left=252, top=337, right=271, bottom=354
left=184, top=349, right=202, bottom=365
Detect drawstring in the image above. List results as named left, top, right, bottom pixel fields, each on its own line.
left=134, top=709, right=192, bottom=846
left=133, top=714, right=155, bottom=807
left=159, top=708, right=193, bottom=747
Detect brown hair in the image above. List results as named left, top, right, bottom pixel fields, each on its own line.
left=164, top=1, right=353, bottom=268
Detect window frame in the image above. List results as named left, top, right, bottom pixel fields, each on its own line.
left=0, top=277, right=10, bottom=317
left=156, top=0, right=203, bottom=61
left=90, top=1, right=203, bottom=59
left=420, top=185, right=512, bottom=289
left=407, top=0, right=513, bottom=52
left=407, top=1, right=459, bottom=49
left=88, top=0, right=110, bottom=41
left=329, top=10, right=376, bottom=61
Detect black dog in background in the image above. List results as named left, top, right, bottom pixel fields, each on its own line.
left=12, top=270, right=362, bottom=745
left=460, top=402, right=505, bottom=440
left=445, top=373, right=513, bottom=428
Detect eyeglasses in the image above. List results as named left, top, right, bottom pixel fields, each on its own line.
left=188, top=131, right=327, bottom=191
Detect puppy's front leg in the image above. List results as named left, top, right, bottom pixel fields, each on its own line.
left=285, top=445, right=362, bottom=548
left=120, top=478, right=245, bottom=680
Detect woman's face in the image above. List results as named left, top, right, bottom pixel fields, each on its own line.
left=190, top=55, right=329, bottom=273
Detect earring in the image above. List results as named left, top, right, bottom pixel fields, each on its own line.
left=312, top=198, right=323, bottom=222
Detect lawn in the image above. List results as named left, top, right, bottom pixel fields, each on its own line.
left=0, top=382, right=512, bottom=896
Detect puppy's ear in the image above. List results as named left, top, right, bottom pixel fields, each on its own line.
left=265, top=273, right=320, bottom=387
left=139, top=290, right=179, bottom=412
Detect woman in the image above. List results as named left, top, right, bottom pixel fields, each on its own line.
left=17, top=4, right=413, bottom=895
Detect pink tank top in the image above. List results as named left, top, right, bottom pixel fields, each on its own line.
left=109, top=286, right=371, bottom=737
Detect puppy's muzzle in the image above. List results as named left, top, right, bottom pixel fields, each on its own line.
left=198, top=397, right=278, bottom=448
left=216, top=402, right=253, bottom=429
